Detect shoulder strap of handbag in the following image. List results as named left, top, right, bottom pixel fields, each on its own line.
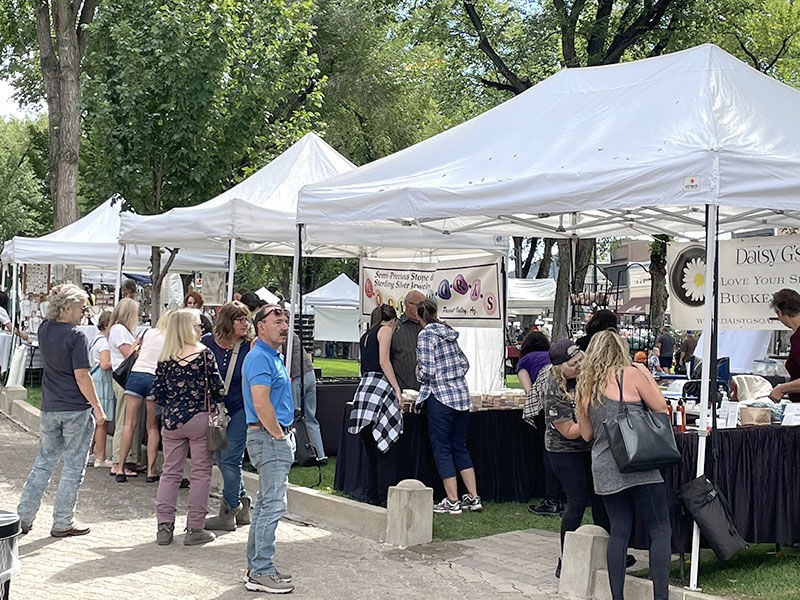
left=203, top=350, right=211, bottom=413
left=617, top=367, right=627, bottom=414
left=222, top=339, right=242, bottom=396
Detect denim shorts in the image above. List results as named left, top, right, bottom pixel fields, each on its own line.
left=125, top=371, right=155, bottom=400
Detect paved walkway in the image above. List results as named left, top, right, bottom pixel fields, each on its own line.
left=0, top=414, right=571, bottom=599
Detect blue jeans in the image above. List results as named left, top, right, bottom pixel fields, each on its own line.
left=291, top=370, right=326, bottom=459
left=246, top=429, right=295, bottom=577
left=17, top=409, right=95, bottom=531
left=215, top=407, right=247, bottom=508
left=426, top=395, right=473, bottom=480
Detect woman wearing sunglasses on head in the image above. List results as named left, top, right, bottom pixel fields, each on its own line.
left=201, top=301, right=254, bottom=531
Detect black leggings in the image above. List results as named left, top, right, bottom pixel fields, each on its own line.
left=360, top=425, right=400, bottom=507
left=549, top=451, right=609, bottom=552
left=602, top=483, right=672, bottom=600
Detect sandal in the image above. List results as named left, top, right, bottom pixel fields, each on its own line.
left=146, top=475, right=160, bottom=483
left=110, top=469, right=137, bottom=477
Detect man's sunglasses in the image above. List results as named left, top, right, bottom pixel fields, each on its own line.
left=254, top=307, right=285, bottom=323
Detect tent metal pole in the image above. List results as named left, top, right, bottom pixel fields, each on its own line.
left=10, top=263, right=18, bottom=351
left=227, top=238, right=236, bottom=303
left=1, top=264, right=6, bottom=290
left=688, top=203, right=719, bottom=591
left=114, top=244, right=124, bottom=306
left=286, top=225, right=302, bottom=369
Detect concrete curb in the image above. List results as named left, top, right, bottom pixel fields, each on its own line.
left=0, top=390, right=397, bottom=544
left=593, top=570, right=726, bottom=600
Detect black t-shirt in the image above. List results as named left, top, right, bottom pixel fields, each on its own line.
left=38, top=320, right=91, bottom=412
left=656, top=333, right=675, bottom=358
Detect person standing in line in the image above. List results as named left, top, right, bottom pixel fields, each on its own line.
left=575, top=309, right=618, bottom=352
left=116, top=310, right=174, bottom=483
left=391, top=289, right=425, bottom=392
left=288, top=331, right=326, bottom=463
left=517, top=331, right=566, bottom=517
left=108, top=297, right=143, bottom=477
left=0, top=290, right=30, bottom=341
left=17, top=284, right=106, bottom=537
left=88, top=311, right=115, bottom=468
left=416, top=298, right=482, bottom=515
left=541, top=340, right=609, bottom=578
left=577, top=330, right=672, bottom=600
left=349, top=304, right=404, bottom=508
left=185, top=291, right=214, bottom=335
left=121, top=279, right=138, bottom=301
left=203, top=301, right=254, bottom=531
left=654, top=327, right=675, bottom=373
left=677, top=331, right=698, bottom=374
left=152, top=309, right=223, bottom=546
left=242, top=305, right=296, bottom=594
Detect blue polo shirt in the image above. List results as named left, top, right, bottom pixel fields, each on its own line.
left=242, top=339, right=294, bottom=427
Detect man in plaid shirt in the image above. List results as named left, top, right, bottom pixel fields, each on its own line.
left=415, top=298, right=482, bottom=515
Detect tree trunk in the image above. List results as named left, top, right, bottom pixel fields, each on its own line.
left=521, top=237, right=539, bottom=279
left=552, top=239, right=572, bottom=340
left=572, top=238, right=595, bottom=293
left=35, top=0, right=96, bottom=232
left=151, top=246, right=162, bottom=323
left=513, top=236, right=524, bottom=278
left=536, top=238, right=556, bottom=279
left=649, top=235, right=669, bottom=337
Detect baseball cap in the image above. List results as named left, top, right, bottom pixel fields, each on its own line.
left=634, top=351, right=648, bottom=363
left=549, top=339, right=581, bottom=366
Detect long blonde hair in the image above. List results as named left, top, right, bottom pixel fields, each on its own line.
left=159, top=309, right=203, bottom=362
left=576, top=329, right=631, bottom=414
left=551, top=363, right=574, bottom=402
left=110, top=297, right=138, bottom=334
left=155, top=309, right=175, bottom=333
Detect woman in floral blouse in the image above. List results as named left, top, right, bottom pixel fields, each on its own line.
left=152, top=309, right=224, bottom=547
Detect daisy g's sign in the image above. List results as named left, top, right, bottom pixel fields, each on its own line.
left=667, top=235, right=800, bottom=330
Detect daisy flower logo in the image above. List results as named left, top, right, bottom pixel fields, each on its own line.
left=681, top=257, right=706, bottom=302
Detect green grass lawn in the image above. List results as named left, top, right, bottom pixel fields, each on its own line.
left=313, top=357, right=523, bottom=389
left=26, top=385, right=41, bottom=409
left=632, top=544, right=800, bottom=600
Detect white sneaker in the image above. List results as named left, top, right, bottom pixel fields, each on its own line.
left=461, top=494, right=483, bottom=512
left=94, top=458, right=114, bottom=468
left=433, top=498, right=462, bottom=515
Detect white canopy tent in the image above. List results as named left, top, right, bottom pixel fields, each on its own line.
left=298, top=44, right=800, bottom=589
left=303, top=273, right=359, bottom=311
left=1, top=195, right=228, bottom=272
left=507, top=278, right=556, bottom=315
left=118, top=132, right=505, bottom=306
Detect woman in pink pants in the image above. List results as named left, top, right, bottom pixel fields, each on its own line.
left=152, top=309, right=224, bottom=546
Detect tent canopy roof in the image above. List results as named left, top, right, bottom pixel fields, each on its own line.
left=2, top=196, right=227, bottom=271
left=118, top=133, right=505, bottom=258
left=298, top=45, right=800, bottom=240
left=304, top=273, right=359, bottom=308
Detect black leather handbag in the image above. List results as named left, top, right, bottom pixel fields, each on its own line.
left=603, top=369, right=680, bottom=473
left=112, top=330, right=146, bottom=388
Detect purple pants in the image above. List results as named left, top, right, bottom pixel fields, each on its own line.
left=156, top=412, right=212, bottom=529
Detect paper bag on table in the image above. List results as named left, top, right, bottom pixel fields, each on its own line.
left=739, top=406, right=771, bottom=426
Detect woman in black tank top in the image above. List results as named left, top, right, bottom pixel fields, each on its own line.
left=349, top=304, right=404, bottom=506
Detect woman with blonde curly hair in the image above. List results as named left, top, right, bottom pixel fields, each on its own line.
left=542, top=340, right=608, bottom=578
left=576, top=329, right=671, bottom=600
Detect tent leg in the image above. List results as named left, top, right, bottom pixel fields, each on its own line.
left=10, top=263, right=19, bottom=349
left=688, top=204, right=719, bottom=591
left=114, top=244, right=124, bottom=306
left=286, top=225, right=302, bottom=369
left=1, top=265, right=6, bottom=290
left=227, top=238, right=237, bottom=303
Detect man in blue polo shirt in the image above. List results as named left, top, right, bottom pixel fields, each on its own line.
left=242, top=304, right=296, bottom=595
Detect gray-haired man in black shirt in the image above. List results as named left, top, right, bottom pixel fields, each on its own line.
left=391, top=290, right=425, bottom=391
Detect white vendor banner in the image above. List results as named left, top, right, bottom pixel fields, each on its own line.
left=667, top=235, right=800, bottom=330
left=360, top=256, right=504, bottom=327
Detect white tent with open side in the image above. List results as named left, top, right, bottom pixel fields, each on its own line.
left=507, top=278, right=556, bottom=315
left=303, top=273, right=359, bottom=310
left=1, top=195, right=228, bottom=272
left=303, top=274, right=360, bottom=343
left=297, top=44, right=800, bottom=589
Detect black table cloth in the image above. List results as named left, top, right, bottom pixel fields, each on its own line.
left=334, top=407, right=547, bottom=503
left=315, top=382, right=358, bottom=457
left=335, top=406, right=800, bottom=551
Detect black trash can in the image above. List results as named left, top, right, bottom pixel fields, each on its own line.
left=0, top=511, right=21, bottom=600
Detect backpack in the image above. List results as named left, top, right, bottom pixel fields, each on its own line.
left=522, top=364, right=551, bottom=427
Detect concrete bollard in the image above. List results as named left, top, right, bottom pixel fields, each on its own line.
left=559, top=524, right=609, bottom=600
left=385, top=479, right=433, bottom=548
